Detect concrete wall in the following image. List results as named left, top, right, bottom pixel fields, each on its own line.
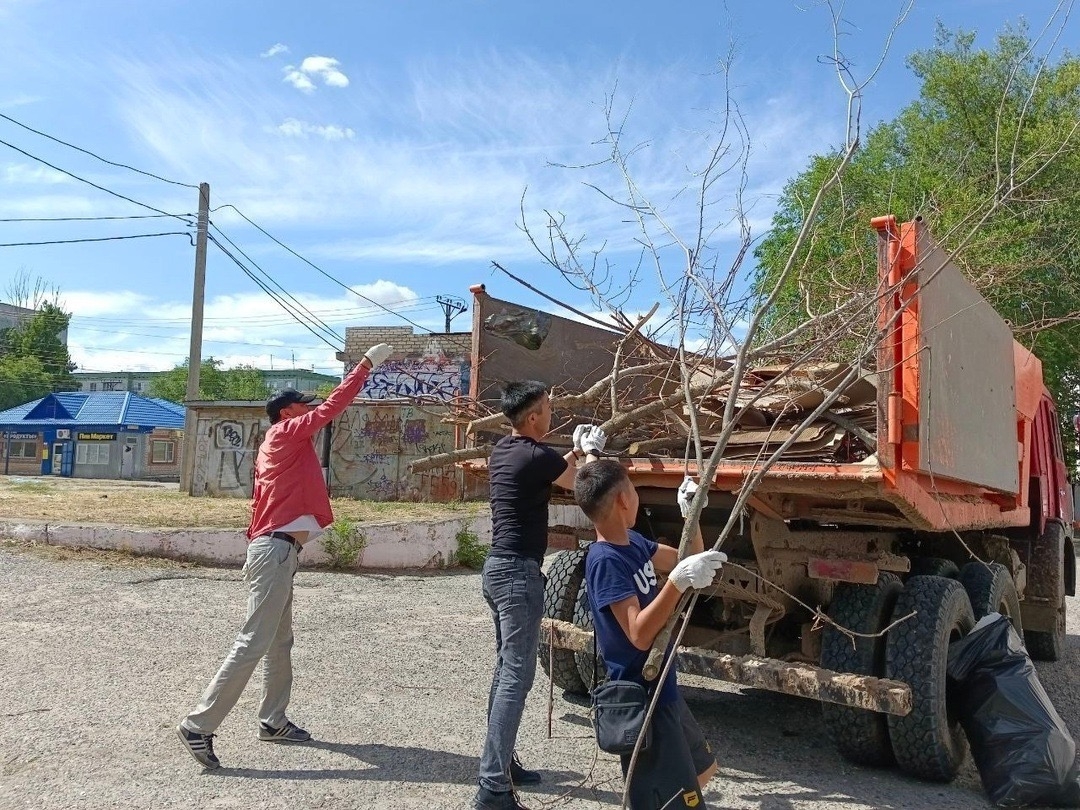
left=329, top=402, right=469, bottom=501
left=0, top=515, right=489, bottom=568
left=189, top=405, right=268, bottom=497
left=0, top=505, right=592, bottom=569
left=189, top=401, right=481, bottom=501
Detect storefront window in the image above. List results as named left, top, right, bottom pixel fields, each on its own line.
left=75, top=443, right=110, bottom=465
left=2, top=441, right=37, bottom=459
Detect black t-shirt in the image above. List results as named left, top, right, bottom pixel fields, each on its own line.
left=488, top=434, right=568, bottom=562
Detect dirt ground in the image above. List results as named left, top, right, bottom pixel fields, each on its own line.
left=0, top=475, right=486, bottom=528
left=3, top=540, right=1080, bottom=810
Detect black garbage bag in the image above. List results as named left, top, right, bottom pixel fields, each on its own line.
left=947, top=613, right=1080, bottom=807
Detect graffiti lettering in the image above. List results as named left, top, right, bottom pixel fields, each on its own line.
left=360, top=360, right=467, bottom=402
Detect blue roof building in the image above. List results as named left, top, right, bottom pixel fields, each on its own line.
left=0, top=392, right=185, bottom=480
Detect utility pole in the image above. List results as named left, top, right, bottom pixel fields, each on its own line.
left=180, top=182, right=210, bottom=494
left=436, top=295, right=467, bottom=333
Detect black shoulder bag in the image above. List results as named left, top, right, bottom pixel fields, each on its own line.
left=588, top=585, right=653, bottom=755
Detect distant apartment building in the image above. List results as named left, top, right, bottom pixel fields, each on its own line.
left=0, top=302, right=69, bottom=345
left=73, top=369, right=341, bottom=395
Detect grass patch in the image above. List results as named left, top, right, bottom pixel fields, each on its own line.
left=0, top=476, right=488, bottom=529
left=7, top=482, right=51, bottom=495
left=320, top=519, right=367, bottom=569
left=452, top=526, right=487, bottom=569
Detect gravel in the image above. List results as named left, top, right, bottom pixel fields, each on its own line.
left=2, top=542, right=1078, bottom=810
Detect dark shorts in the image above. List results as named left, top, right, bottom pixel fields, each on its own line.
left=620, top=695, right=715, bottom=809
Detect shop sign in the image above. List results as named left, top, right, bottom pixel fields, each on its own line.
left=77, top=432, right=117, bottom=441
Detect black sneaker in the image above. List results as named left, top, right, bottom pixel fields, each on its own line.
left=473, top=786, right=530, bottom=810
left=510, top=752, right=542, bottom=785
left=258, top=720, right=311, bottom=742
left=176, top=724, right=220, bottom=769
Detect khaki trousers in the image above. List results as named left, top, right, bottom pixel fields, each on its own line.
left=182, top=535, right=298, bottom=734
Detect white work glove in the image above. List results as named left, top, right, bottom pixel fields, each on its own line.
left=572, top=423, right=594, bottom=452
left=678, top=476, right=708, bottom=519
left=668, top=550, right=727, bottom=593
left=580, top=426, right=608, bottom=456
left=363, top=343, right=392, bottom=369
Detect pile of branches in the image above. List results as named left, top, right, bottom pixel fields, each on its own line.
left=410, top=339, right=879, bottom=474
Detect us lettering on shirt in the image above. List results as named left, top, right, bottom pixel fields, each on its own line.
left=633, top=560, right=657, bottom=595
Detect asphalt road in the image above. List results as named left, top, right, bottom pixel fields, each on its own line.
left=2, top=542, right=1078, bottom=810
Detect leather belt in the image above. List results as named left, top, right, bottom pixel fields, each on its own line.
left=268, top=531, right=303, bottom=554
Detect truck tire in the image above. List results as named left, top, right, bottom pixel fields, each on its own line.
left=539, top=549, right=588, bottom=694
left=820, top=573, right=902, bottom=766
left=1024, top=522, right=1067, bottom=662
left=909, top=558, right=959, bottom=579
left=1026, top=605, right=1066, bottom=662
left=572, top=582, right=607, bottom=689
left=958, top=562, right=1022, bottom=632
left=885, top=576, right=974, bottom=782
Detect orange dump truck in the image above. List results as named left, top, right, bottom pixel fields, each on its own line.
left=464, top=215, right=1075, bottom=784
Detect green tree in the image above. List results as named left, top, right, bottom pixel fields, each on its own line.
left=0, top=299, right=77, bottom=403
left=149, top=358, right=271, bottom=403
left=223, top=365, right=273, bottom=401
left=0, top=354, right=53, bottom=410
left=753, top=23, right=1080, bottom=444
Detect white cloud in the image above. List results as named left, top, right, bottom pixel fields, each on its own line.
left=64, top=282, right=432, bottom=374
left=62, top=290, right=152, bottom=317
left=283, top=67, right=316, bottom=93
left=3, top=163, right=71, bottom=184
left=276, top=118, right=355, bottom=141
left=260, top=43, right=289, bottom=58
left=0, top=193, right=96, bottom=217
left=0, top=94, right=41, bottom=109
left=283, top=55, right=349, bottom=93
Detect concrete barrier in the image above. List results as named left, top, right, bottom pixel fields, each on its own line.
left=0, top=504, right=592, bottom=569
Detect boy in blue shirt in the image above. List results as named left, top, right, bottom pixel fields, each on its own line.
left=576, top=459, right=725, bottom=809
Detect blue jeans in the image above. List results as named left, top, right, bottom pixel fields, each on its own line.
left=478, top=554, right=544, bottom=793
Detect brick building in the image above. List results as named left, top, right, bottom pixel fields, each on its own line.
left=337, top=326, right=471, bottom=402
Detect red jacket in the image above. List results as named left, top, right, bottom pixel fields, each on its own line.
left=246, top=363, right=371, bottom=540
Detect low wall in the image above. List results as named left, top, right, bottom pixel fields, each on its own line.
left=0, top=506, right=592, bottom=569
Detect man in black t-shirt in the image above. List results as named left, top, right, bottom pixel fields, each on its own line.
left=473, top=380, right=606, bottom=810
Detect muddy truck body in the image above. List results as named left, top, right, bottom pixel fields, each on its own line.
left=462, top=215, right=1075, bottom=782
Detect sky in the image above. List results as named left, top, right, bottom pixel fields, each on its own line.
left=0, top=0, right=1073, bottom=378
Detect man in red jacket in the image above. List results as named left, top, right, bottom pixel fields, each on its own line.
left=176, top=342, right=392, bottom=769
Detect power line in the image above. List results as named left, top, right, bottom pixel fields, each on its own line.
left=211, top=203, right=437, bottom=334
left=68, top=295, right=443, bottom=326
left=0, top=232, right=192, bottom=248
left=69, top=322, right=346, bottom=351
left=0, top=111, right=199, bottom=189
left=0, top=213, right=195, bottom=223
left=207, top=233, right=343, bottom=352
left=0, top=135, right=194, bottom=224
left=208, top=223, right=345, bottom=347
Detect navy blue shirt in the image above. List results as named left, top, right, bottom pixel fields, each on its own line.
left=488, top=434, right=568, bottom=562
left=585, top=531, right=679, bottom=705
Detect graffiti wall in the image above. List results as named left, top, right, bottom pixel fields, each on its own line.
left=190, top=405, right=268, bottom=498
left=361, top=359, right=469, bottom=401
left=189, top=401, right=474, bottom=502
left=329, top=402, right=465, bottom=501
